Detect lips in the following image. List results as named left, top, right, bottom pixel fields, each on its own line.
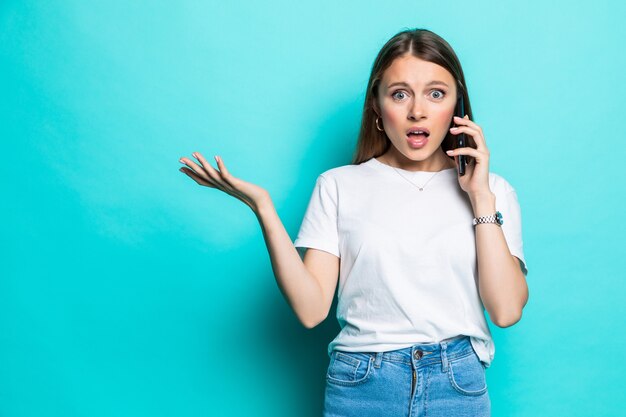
left=406, top=136, right=428, bottom=148
left=404, top=126, right=430, bottom=149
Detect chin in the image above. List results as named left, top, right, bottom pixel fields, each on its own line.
left=401, top=150, right=435, bottom=161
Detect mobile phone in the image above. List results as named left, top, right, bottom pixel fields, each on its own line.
left=454, top=95, right=467, bottom=176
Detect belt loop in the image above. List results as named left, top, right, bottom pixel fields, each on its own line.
left=440, top=341, right=449, bottom=373
left=374, top=352, right=383, bottom=368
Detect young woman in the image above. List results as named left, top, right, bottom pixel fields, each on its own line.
left=179, top=28, right=528, bottom=417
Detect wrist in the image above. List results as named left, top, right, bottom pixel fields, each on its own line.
left=254, top=196, right=275, bottom=217
left=469, top=191, right=496, bottom=217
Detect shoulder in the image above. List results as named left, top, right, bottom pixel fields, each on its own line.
left=489, top=171, right=517, bottom=195
left=318, top=161, right=373, bottom=184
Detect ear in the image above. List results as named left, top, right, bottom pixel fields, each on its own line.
left=372, top=98, right=381, bottom=118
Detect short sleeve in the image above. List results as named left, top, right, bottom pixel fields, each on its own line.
left=496, top=187, right=528, bottom=276
left=293, top=174, right=340, bottom=258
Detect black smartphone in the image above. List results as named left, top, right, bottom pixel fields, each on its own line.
left=454, top=95, right=467, bottom=176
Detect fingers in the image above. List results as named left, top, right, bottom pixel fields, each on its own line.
left=449, top=125, right=484, bottom=150
left=180, top=166, right=215, bottom=187
left=449, top=152, right=476, bottom=174
left=180, top=152, right=248, bottom=199
left=195, top=152, right=239, bottom=193
left=449, top=125, right=479, bottom=137
left=189, top=152, right=219, bottom=184
left=213, top=155, right=236, bottom=187
left=446, top=147, right=481, bottom=158
left=452, top=115, right=486, bottom=149
left=453, top=115, right=482, bottom=133
left=208, top=156, right=267, bottom=206
left=453, top=154, right=473, bottom=171
left=180, top=156, right=212, bottom=183
left=179, top=154, right=222, bottom=190
left=191, top=151, right=214, bottom=173
left=180, top=152, right=231, bottom=193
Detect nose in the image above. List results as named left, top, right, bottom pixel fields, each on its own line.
left=408, top=97, right=425, bottom=120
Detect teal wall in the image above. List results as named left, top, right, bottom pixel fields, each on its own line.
left=1, top=1, right=623, bottom=415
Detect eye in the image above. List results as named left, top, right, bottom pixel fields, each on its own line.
left=391, top=90, right=408, bottom=101
left=430, top=89, right=446, bottom=99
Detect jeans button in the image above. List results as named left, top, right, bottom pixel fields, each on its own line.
left=413, top=350, right=423, bottom=360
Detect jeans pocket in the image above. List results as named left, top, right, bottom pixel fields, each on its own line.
left=447, top=353, right=488, bottom=396
left=326, top=351, right=374, bottom=386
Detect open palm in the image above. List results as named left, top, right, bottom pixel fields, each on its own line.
left=179, top=152, right=270, bottom=212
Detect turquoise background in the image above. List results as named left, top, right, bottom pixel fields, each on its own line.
left=1, top=1, right=624, bottom=416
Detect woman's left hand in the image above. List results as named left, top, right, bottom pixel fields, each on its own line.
left=446, top=115, right=492, bottom=198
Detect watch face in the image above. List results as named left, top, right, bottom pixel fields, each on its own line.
left=496, top=211, right=503, bottom=225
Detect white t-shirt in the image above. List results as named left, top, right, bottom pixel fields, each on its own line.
left=294, top=157, right=528, bottom=368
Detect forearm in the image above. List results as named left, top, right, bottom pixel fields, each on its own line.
left=470, top=192, right=528, bottom=327
left=254, top=199, right=325, bottom=328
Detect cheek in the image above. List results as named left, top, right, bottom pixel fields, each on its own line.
left=382, top=107, right=402, bottom=127
left=436, top=106, right=456, bottom=126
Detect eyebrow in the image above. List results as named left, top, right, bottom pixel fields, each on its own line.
left=387, top=80, right=450, bottom=88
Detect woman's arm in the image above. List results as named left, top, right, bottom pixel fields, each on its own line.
left=179, top=153, right=329, bottom=328
left=255, top=199, right=331, bottom=328
left=471, top=192, right=529, bottom=327
left=446, top=116, right=529, bottom=328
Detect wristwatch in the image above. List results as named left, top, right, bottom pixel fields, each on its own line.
left=473, top=211, right=503, bottom=227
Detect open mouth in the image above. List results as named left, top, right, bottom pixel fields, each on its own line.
left=407, top=132, right=429, bottom=140
left=405, top=127, right=430, bottom=148
left=406, top=126, right=430, bottom=140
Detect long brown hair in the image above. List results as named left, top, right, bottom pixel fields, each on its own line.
left=351, top=28, right=475, bottom=165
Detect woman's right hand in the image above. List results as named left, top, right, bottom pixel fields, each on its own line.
left=179, top=152, right=271, bottom=213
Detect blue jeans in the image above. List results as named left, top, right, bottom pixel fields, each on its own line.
left=323, top=335, right=490, bottom=417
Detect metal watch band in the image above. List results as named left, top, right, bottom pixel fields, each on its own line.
left=472, top=210, right=503, bottom=227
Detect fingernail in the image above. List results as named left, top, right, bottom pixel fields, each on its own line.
left=214, top=155, right=219, bottom=163
left=446, top=150, right=453, bottom=154
left=193, top=152, right=198, bottom=158
left=179, top=159, right=185, bottom=164
left=450, top=127, right=458, bottom=130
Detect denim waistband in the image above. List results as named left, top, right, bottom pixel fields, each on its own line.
left=369, top=335, right=475, bottom=370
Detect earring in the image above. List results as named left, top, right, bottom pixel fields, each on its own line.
left=375, top=116, right=384, bottom=131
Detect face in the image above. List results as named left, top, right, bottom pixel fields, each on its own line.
left=374, top=55, right=458, bottom=171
